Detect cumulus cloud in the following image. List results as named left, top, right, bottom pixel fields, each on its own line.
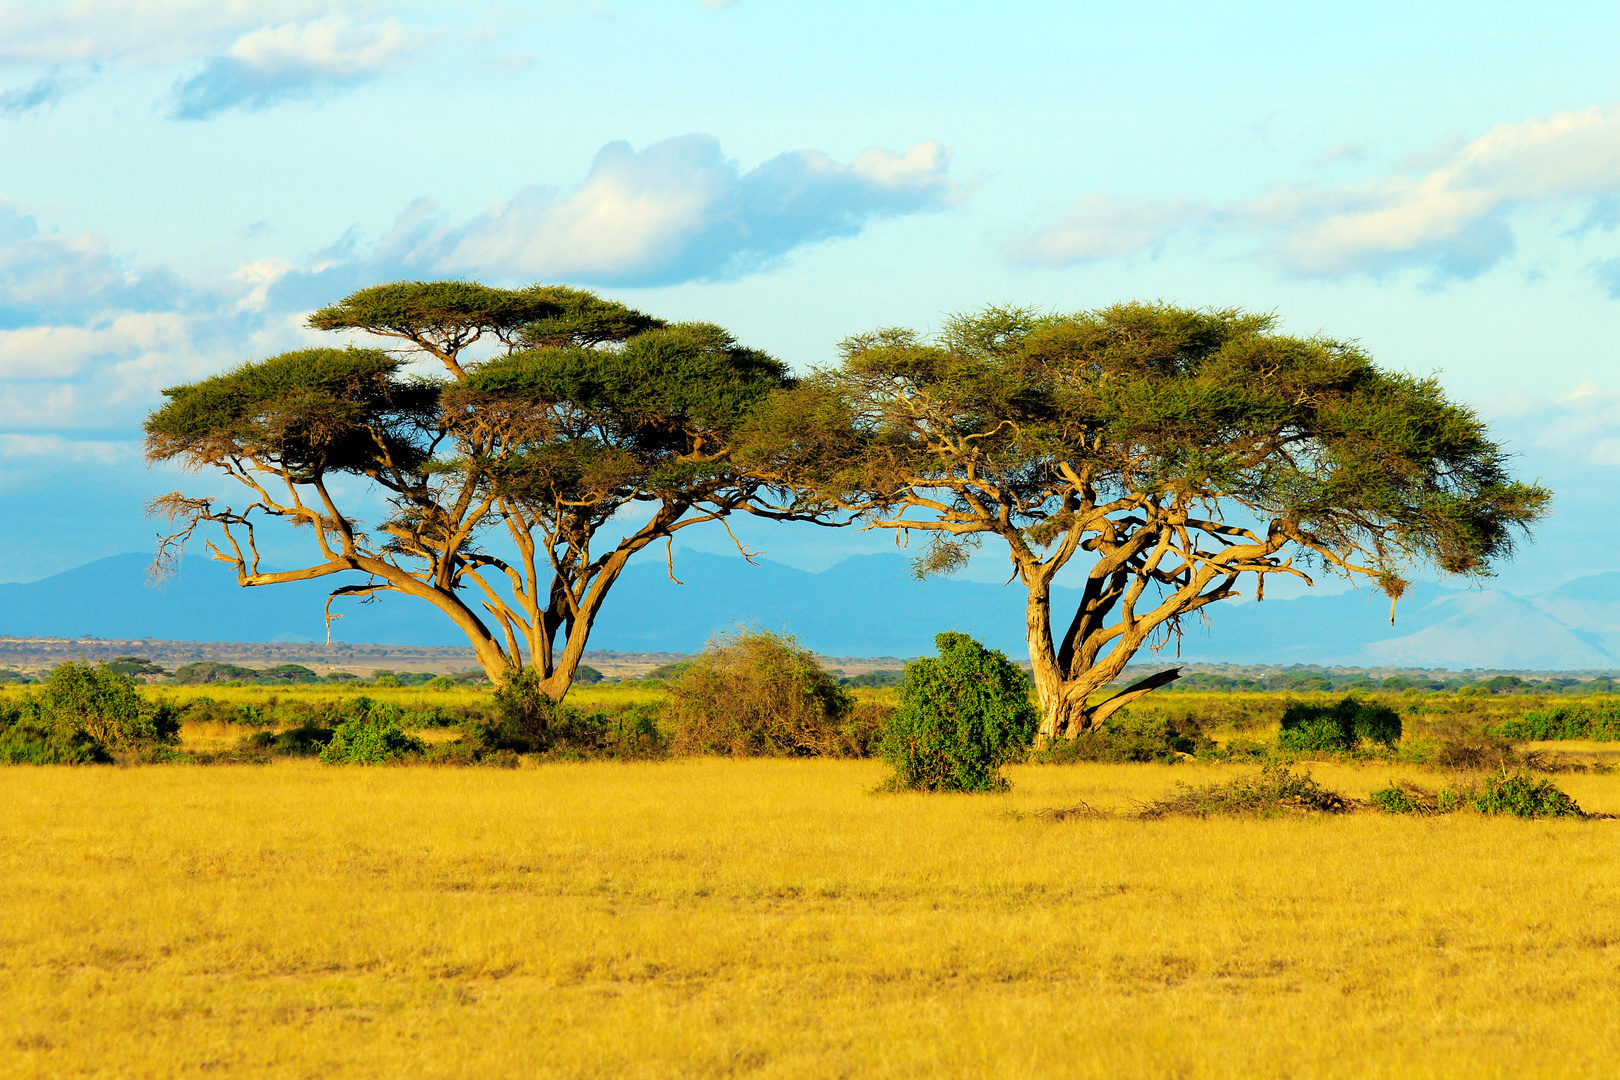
left=0, top=199, right=189, bottom=327
left=0, top=2, right=349, bottom=66
left=273, top=134, right=958, bottom=291
left=0, top=3, right=430, bottom=117
left=1015, top=103, right=1620, bottom=287
left=167, top=17, right=424, bottom=119
left=0, top=195, right=309, bottom=440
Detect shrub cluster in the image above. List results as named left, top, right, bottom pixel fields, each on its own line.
left=1370, top=771, right=1584, bottom=818
left=1034, top=709, right=1214, bottom=764
left=0, top=662, right=180, bottom=764
left=1493, top=703, right=1620, bottom=742
left=1277, top=695, right=1401, bottom=752
left=664, top=631, right=860, bottom=757
left=879, top=632, right=1038, bottom=792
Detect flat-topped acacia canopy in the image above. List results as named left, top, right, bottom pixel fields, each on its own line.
left=741, top=301, right=1549, bottom=739
left=145, top=280, right=820, bottom=699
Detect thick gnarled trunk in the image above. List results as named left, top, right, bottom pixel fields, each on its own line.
left=1026, top=581, right=1180, bottom=744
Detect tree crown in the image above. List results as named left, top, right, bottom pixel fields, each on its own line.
left=749, top=301, right=1548, bottom=581
left=144, top=347, right=437, bottom=478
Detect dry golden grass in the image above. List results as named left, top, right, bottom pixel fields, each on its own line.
left=2, top=759, right=1618, bottom=1078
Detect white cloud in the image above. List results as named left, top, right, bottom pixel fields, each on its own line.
left=1015, top=103, right=1620, bottom=285
left=0, top=195, right=314, bottom=437
left=0, top=197, right=188, bottom=325
left=167, top=17, right=425, bottom=119
left=271, top=134, right=959, bottom=291
left=0, top=3, right=432, bottom=118
left=0, top=1, right=338, bottom=66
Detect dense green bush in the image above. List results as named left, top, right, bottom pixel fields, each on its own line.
left=241, top=724, right=336, bottom=757
left=879, top=633, right=1038, bottom=792
left=318, top=700, right=426, bottom=764
left=0, top=703, right=111, bottom=764
left=1493, top=703, right=1620, bottom=742
left=665, top=630, right=858, bottom=757
left=0, top=662, right=180, bottom=763
left=1034, top=709, right=1213, bottom=764
left=1371, top=771, right=1583, bottom=818
left=37, top=661, right=181, bottom=749
left=1471, top=771, right=1583, bottom=817
left=1277, top=695, right=1401, bottom=752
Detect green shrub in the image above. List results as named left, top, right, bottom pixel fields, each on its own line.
left=1277, top=695, right=1400, bottom=752
left=1494, top=703, right=1620, bottom=742
left=1369, top=780, right=1442, bottom=814
left=35, top=661, right=180, bottom=750
left=319, top=700, right=426, bottom=764
left=484, top=668, right=558, bottom=752
left=879, top=632, right=1038, bottom=792
left=1035, top=709, right=1213, bottom=764
left=0, top=703, right=111, bottom=764
left=242, top=724, right=336, bottom=757
left=1370, top=772, right=1583, bottom=818
left=666, top=630, right=856, bottom=757
left=1471, top=771, right=1583, bottom=818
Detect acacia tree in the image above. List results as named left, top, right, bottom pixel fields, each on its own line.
left=742, top=302, right=1550, bottom=741
left=145, top=280, right=814, bottom=698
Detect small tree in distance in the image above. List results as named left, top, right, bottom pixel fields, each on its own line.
left=880, top=633, right=1039, bottom=792
left=744, top=302, right=1550, bottom=743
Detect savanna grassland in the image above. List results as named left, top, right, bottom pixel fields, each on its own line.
left=2, top=688, right=1619, bottom=1078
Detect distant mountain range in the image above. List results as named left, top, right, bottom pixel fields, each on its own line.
left=2, top=550, right=1618, bottom=670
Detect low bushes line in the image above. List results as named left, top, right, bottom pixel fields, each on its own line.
left=1492, top=702, right=1620, bottom=742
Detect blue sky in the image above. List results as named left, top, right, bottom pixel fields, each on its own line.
left=2, top=0, right=1619, bottom=599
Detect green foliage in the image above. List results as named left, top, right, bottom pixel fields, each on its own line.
left=1277, top=695, right=1401, bottom=752
left=241, top=724, right=336, bottom=758
left=105, top=656, right=167, bottom=678
left=1368, top=781, right=1438, bottom=815
left=487, top=668, right=558, bottom=752
left=746, top=301, right=1548, bottom=725
left=0, top=702, right=110, bottom=764
left=145, top=347, right=437, bottom=479
left=1035, top=709, right=1213, bottom=764
left=666, top=630, right=858, bottom=757
left=880, top=633, right=1039, bottom=791
left=573, top=665, right=604, bottom=685
left=1372, top=772, right=1583, bottom=818
left=1494, top=703, right=1620, bottom=742
left=148, top=277, right=808, bottom=698
left=1471, top=771, right=1583, bottom=818
left=36, top=661, right=180, bottom=750
left=0, top=662, right=178, bottom=763
left=171, top=662, right=262, bottom=685
left=842, top=669, right=904, bottom=688
left=1137, top=765, right=1352, bottom=818
left=318, top=700, right=426, bottom=765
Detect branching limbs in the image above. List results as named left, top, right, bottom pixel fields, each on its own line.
left=749, top=301, right=1549, bottom=741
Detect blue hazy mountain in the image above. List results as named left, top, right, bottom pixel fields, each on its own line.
left=1, top=550, right=1615, bottom=669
